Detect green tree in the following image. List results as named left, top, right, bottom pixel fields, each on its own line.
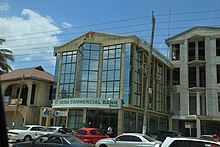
left=0, top=48, right=14, bottom=75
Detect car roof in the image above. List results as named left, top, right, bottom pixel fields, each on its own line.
left=78, top=127, right=99, bottom=130
left=120, top=133, right=146, bottom=136
left=25, top=125, right=45, bottom=127
left=46, top=126, right=62, bottom=129
left=165, top=137, right=220, bottom=144
left=159, top=130, right=180, bottom=133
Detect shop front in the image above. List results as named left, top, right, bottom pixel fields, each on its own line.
left=52, top=98, right=121, bottom=136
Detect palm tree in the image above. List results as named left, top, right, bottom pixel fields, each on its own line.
left=0, top=49, right=14, bottom=74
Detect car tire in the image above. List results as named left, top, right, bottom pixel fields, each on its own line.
left=23, top=135, right=32, bottom=141
left=100, top=144, right=107, bottom=147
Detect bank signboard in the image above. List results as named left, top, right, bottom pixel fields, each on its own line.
left=52, top=98, right=122, bottom=109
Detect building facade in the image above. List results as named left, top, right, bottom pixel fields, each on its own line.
left=2, top=66, right=54, bottom=128
left=53, top=31, right=171, bottom=135
left=166, top=26, right=220, bottom=137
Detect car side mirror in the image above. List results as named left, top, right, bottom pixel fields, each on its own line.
left=112, top=138, right=116, bottom=142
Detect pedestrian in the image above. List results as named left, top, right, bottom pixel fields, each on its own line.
left=107, top=126, right=113, bottom=137
left=210, top=134, right=219, bottom=147
left=213, top=134, right=219, bottom=142
left=60, top=125, right=67, bottom=134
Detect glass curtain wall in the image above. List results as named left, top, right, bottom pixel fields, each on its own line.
left=76, top=43, right=100, bottom=98
left=133, top=50, right=142, bottom=107
left=101, top=44, right=122, bottom=99
left=59, top=51, right=77, bottom=98
left=123, top=44, right=131, bottom=104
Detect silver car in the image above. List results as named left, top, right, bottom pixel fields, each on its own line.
left=95, top=133, right=161, bottom=147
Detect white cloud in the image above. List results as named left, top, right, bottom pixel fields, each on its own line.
left=22, top=57, right=32, bottom=62
left=0, top=9, right=62, bottom=71
left=0, top=3, right=9, bottom=12
left=61, top=22, right=73, bottom=29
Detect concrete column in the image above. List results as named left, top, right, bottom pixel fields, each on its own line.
left=169, top=116, right=172, bottom=130
left=65, top=108, right=69, bottom=127
left=83, top=109, right=87, bottom=127
left=196, top=118, right=201, bottom=137
left=26, top=81, right=33, bottom=106
left=117, top=109, right=124, bottom=135
left=196, top=92, right=200, bottom=115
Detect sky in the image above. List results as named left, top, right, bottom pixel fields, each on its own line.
left=0, top=0, right=220, bottom=74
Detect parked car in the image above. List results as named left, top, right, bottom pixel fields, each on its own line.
left=35, top=126, right=74, bottom=137
left=95, top=133, right=161, bottom=147
left=12, top=133, right=92, bottom=147
left=8, top=125, right=45, bottom=141
left=200, top=135, right=214, bottom=141
left=158, top=136, right=220, bottom=147
left=156, top=130, right=184, bottom=142
left=74, top=127, right=109, bottom=144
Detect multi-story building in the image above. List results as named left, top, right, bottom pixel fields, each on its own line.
left=2, top=66, right=54, bottom=128
left=53, top=31, right=171, bottom=135
left=166, top=26, right=220, bottom=137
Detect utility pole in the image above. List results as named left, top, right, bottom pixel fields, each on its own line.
left=12, top=75, right=24, bottom=128
left=142, top=12, right=155, bottom=135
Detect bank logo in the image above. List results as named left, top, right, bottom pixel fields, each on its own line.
left=85, top=32, right=94, bottom=40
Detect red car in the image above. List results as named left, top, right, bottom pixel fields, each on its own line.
left=74, top=128, right=109, bottom=144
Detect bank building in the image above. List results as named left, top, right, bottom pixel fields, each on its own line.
left=50, top=31, right=171, bottom=135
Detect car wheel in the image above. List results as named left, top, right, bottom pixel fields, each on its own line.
left=88, top=141, right=94, bottom=146
left=23, top=135, right=32, bottom=141
left=100, top=144, right=107, bottom=147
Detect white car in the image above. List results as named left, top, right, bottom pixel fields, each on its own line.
left=95, top=133, right=161, bottom=147
left=159, top=137, right=220, bottom=147
left=8, top=125, right=45, bottom=141
left=35, top=126, right=73, bottom=137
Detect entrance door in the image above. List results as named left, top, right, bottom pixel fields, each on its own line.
left=87, top=110, right=118, bottom=137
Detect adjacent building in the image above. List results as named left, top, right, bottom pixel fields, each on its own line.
left=166, top=26, right=220, bottom=137
left=53, top=31, right=172, bottom=135
left=2, top=66, right=54, bottom=128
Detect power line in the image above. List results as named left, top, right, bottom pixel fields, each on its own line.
left=3, top=8, right=220, bottom=39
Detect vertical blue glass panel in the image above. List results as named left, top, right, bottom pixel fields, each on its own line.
left=102, top=71, right=107, bottom=81
left=89, top=71, right=98, bottom=81
left=83, top=44, right=90, bottom=49
left=82, top=71, right=89, bottom=80
left=82, top=60, right=89, bottom=70
left=81, top=82, right=87, bottom=91
left=89, top=60, right=98, bottom=70
left=90, top=50, right=99, bottom=60
left=109, top=49, right=115, bottom=58
left=123, top=43, right=131, bottom=104
left=103, top=50, right=108, bottom=59
left=84, top=50, right=90, bottom=59
left=91, top=44, right=100, bottom=50
left=108, top=59, right=115, bottom=70
left=88, top=82, right=97, bottom=92
left=102, top=60, right=108, bottom=70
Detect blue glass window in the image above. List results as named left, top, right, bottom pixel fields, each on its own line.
left=101, top=44, right=122, bottom=99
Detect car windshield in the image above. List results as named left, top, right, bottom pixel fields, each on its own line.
left=143, top=135, right=155, bottom=142
left=18, top=127, right=30, bottom=130
left=64, top=135, right=83, bottom=144
left=43, top=128, right=57, bottom=132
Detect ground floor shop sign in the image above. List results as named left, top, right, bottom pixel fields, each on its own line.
left=52, top=98, right=122, bottom=109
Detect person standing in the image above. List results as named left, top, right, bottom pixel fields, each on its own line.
left=60, top=125, right=67, bottom=134
left=107, top=126, right=113, bottom=137
left=213, top=134, right=219, bottom=142
left=211, top=134, right=219, bottom=147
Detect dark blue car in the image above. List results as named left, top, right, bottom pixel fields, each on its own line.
left=156, top=130, right=184, bottom=142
